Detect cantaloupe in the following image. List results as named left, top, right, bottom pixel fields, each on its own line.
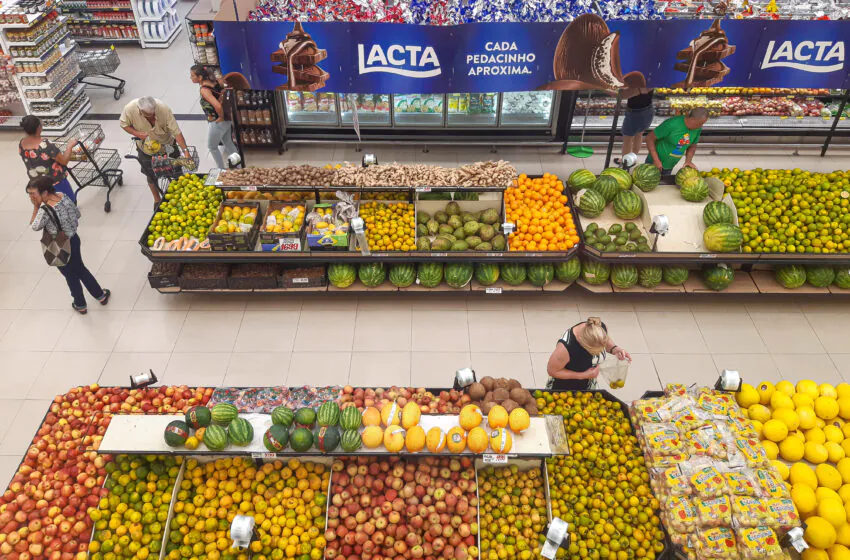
left=401, top=401, right=421, bottom=429
left=406, top=425, right=426, bottom=452
left=447, top=426, right=467, bottom=453
left=426, top=427, right=447, bottom=453
left=459, top=404, right=483, bottom=430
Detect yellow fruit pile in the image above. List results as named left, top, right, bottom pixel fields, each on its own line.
left=147, top=174, right=223, bottom=246
left=359, top=202, right=415, bottom=251
left=740, top=380, right=850, bottom=557
left=537, top=391, right=665, bottom=559
left=89, top=455, right=181, bottom=560
left=479, top=465, right=547, bottom=560
left=214, top=205, right=258, bottom=234
left=264, top=205, right=305, bottom=234
left=226, top=190, right=311, bottom=202
left=165, top=457, right=328, bottom=560
left=505, top=173, right=580, bottom=252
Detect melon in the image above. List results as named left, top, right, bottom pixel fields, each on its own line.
left=204, top=424, right=228, bottom=451
left=489, top=428, right=513, bottom=453
left=362, top=426, right=384, bottom=449
left=581, top=260, right=610, bottom=285
left=389, top=264, right=416, bottom=288
left=164, top=420, right=190, bottom=447
left=638, top=265, right=663, bottom=289
left=555, top=258, right=581, bottom=284
left=509, top=408, right=531, bottom=433
left=339, top=406, right=362, bottom=431
left=577, top=188, right=607, bottom=218
left=467, top=427, right=489, bottom=453
left=445, top=263, right=474, bottom=289
left=675, top=166, right=700, bottom=187
left=263, top=425, right=289, bottom=452
left=381, top=402, right=401, bottom=427
left=211, top=403, right=238, bottom=426
left=632, top=164, right=661, bottom=192
left=663, top=265, right=689, bottom=286
left=613, top=190, right=642, bottom=220
left=459, top=405, right=483, bottom=430
left=681, top=178, right=709, bottom=202
left=567, top=169, right=596, bottom=193
left=314, top=425, right=340, bottom=453
left=406, top=425, right=426, bottom=452
left=327, top=264, right=356, bottom=288
left=340, top=429, right=362, bottom=452
left=807, top=266, right=836, bottom=288
left=703, top=264, right=735, bottom=291
left=358, top=263, right=386, bottom=287
left=592, top=175, right=620, bottom=203
left=317, top=401, right=340, bottom=427
left=290, top=427, right=314, bottom=452
left=488, top=405, right=509, bottom=429
left=426, top=427, right=447, bottom=453
left=775, top=265, right=806, bottom=289
left=401, top=402, right=421, bottom=429
left=418, top=262, right=444, bottom=288
left=703, top=201, right=734, bottom=226
left=474, top=263, right=500, bottom=286
left=384, top=425, right=406, bottom=453
left=501, top=263, right=527, bottom=286
left=271, top=406, right=294, bottom=428
left=228, top=417, right=254, bottom=447
left=527, top=264, right=555, bottom=287
left=703, top=223, right=743, bottom=252
left=360, top=407, right=380, bottom=427
left=185, top=406, right=211, bottom=430
left=834, top=268, right=850, bottom=289
left=294, top=407, right=317, bottom=429
left=611, top=264, right=638, bottom=289
left=600, top=167, right=633, bottom=190
left=446, top=427, right=467, bottom=453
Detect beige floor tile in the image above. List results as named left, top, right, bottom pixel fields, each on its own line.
left=597, top=353, right=660, bottom=403
left=28, top=352, right=109, bottom=399
left=595, top=311, right=649, bottom=355
left=22, top=270, right=79, bottom=309
left=0, top=240, right=57, bottom=273
left=0, top=309, right=73, bottom=352
left=412, top=309, right=469, bottom=352
left=530, top=352, right=552, bottom=388
left=91, top=273, right=146, bottom=310
left=299, top=294, right=360, bottom=310
left=750, top=312, right=824, bottom=354
left=408, top=294, right=468, bottom=310
left=0, top=309, right=14, bottom=340
left=694, top=312, right=767, bottom=354
left=745, top=299, right=802, bottom=314
left=466, top=295, right=526, bottom=311
left=804, top=312, right=849, bottom=354
left=357, top=294, right=414, bottom=311
left=96, top=240, right=150, bottom=276
left=164, top=353, right=230, bottom=387
left=0, top=272, right=42, bottom=309
left=631, top=297, right=691, bottom=313
left=99, top=352, right=171, bottom=387
left=225, top=353, right=290, bottom=386
left=55, top=309, right=130, bottom=352
left=799, top=301, right=850, bottom=314
left=520, top=293, right=580, bottom=314
left=0, top=351, right=48, bottom=398
left=470, top=353, right=536, bottom=389
left=830, top=355, right=850, bottom=382
left=523, top=310, right=582, bottom=354
left=245, top=293, right=302, bottom=311
left=0, top=454, right=23, bottom=494
left=637, top=311, right=708, bottom=354
left=577, top=297, right=635, bottom=315
left=294, top=309, right=356, bottom=352
left=653, top=354, right=718, bottom=387
left=0, top=399, right=42, bottom=456
left=0, top=211, right=27, bottom=241
left=353, top=309, right=412, bottom=352
left=773, top=354, right=843, bottom=385
left=349, top=352, right=411, bottom=387
left=687, top=298, right=750, bottom=314
left=235, top=311, right=299, bottom=353
left=190, top=294, right=249, bottom=311
left=411, top=351, right=470, bottom=387
left=468, top=311, right=528, bottom=353
left=175, top=311, right=243, bottom=353
left=115, top=310, right=187, bottom=352
left=134, top=287, right=195, bottom=310
left=712, top=354, right=782, bottom=385
left=288, top=352, right=351, bottom=386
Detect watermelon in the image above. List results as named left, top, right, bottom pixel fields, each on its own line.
left=211, top=403, right=238, bottom=426
left=703, top=201, right=734, bottom=226
left=703, top=265, right=735, bottom=291
left=314, top=426, right=340, bottom=453
left=271, top=406, right=295, bottom=428
left=600, top=167, right=632, bottom=190
left=185, top=406, right=211, bottom=429
left=294, top=407, right=317, bottom=428
left=228, top=417, right=254, bottom=447
left=675, top=166, right=700, bottom=187
left=581, top=261, right=610, bottom=285
left=359, top=263, right=386, bottom=287
left=445, top=263, right=473, bottom=289
left=703, top=223, right=742, bottom=253
left=639, top=266, right=663, bottom=288
left=774, top=265, right=806, bottom=289
left=567, top=169, right=596, bottom=194
left=164, top=420, right=190, bottom=447
left=389, top=264, right=416, bottom=288
left=328, top=264, right=356, bottom=288
left=474, top=263, right=500, bottom=286
left=681, top=178, right=709, bottom=202
left=662, top=265, right=689, bottom=286
left=632, top=164, right=661, bottom=192
left=317, top=401, right=340, bottom=427
left=611, top=265, right=638, bottom=289
left=418, top=262, right=443, bottom=288
left=501, top=263, right=527, bottom=286
left=612, top=190, right=642, bottom=220
left=263, top=425, right=289, bottom=452
left=528, top=264, right=555, bottom=287
left=340, top=429, right=362, bottom=452
left=204, top=424, right=228, bottom=451
left=339, top=406, right=362, bottom=431
left=592, top=175, right=620, bottom=203
left=290, top=427, right=314, bottom=452
left=834, top=268, right=850, bottom=289
left=577, top=188, right=607, bottom=219
left=806, top=266, right=835, bottom=288
left=555, top=258, right=581, bottom=284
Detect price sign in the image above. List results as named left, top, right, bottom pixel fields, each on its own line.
left=291, top=277, right=309, bottom=284
left=251, top=452, right=277, bottom=459
left=486, top=252, right=503, bottom=257
left=113, top=6, right=119, bottom=9
left=485, top=287, right=502, bottom=294
left=432, top=252, right=448, bottom=257
left=197, top=41, right=206, bottom=46
left=415, top=186, right=431, bottom=193
left=482, top=454, right=508, bottom=464
left=699, top=253, right=717, bottom=259
left=241, top=185, right=257, bottom=191
left=599, top=115, right=607, bottom=119
left=277, top=239, right=301, bottom=252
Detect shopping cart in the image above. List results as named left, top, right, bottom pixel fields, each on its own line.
left=124, top=138, right=200, bottom=197
left=78, top=48, right=125, bottom=100
left=54, top=123, right=124, bottom=212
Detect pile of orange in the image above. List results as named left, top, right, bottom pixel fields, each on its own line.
left=360, top=201, right=415, bottom=251
left=505, top=173, right=580, bottom=251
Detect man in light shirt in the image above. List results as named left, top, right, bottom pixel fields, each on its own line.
left=120, top=96, right=191, bottom=204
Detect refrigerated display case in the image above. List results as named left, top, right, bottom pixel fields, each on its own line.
left=393, top=94, right=444, bottom=127
left=500, top=92, right=555, bottom=127
left=340, top=93, right=391, bottom=127
left=283, top=92, right=339, bottom=126
left=447, top=93, right=498, bottom=127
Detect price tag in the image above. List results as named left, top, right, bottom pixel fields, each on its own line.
left=486, top=252, right=503, bottom=257
left=197, top=41, right=206, bottom=46
left=780, top=116, right=788, bottom=120
left=113, top=6, right=119, bottom=9
left=483, top=454, right=508, bottom=464
left=277, top=239, right=301, bottom=252
left=291, top=277, right=309, bottom=284
left=485, top=287, right=502, bottom=294
left=432, top=252, right=447, bottom=257
left=699, top=253, right=717, bottom=259
left=240, top=185, right=257, bottom=191
left=252, top=452, right=277, bottom=459
left=599, top=115, right=607, bottom=119
left=415, top=186, right=431, bottom=193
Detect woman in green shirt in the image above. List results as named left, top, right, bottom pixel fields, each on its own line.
left=646, top=107, right=709, bottom=176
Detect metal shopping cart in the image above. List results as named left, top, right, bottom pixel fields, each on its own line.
left=124, top=138, right=200, bottom=197
left=78, top=48, right=125, bottom=100
left=54, top=123, right=124, bottom=212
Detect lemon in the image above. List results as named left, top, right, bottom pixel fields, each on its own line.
left=735, top=383, right=760, bottom=408
left=798, top=406, right=818, bottom=430
left=802, top=549, right=830, bottom=560
left=818, top=418, right=828, bottom=429
left=839, top=398, right=850, bottom=421
left=838, top=523, right=850, bottom=547
left=798, top=380, right=821, bottom=399
left=792, top=483, right=818, bottom=514
left=838, top=383, right=850, bottom=400
left=776, top=380, right=796, bottom=397
left=751, top=419, right=764, bottom=438
left=826, top=425, right=845, bottom=444
left=780, top=437, right=805, bottom=462
left=808, top=441, right=830, bottom=464
left=795, top=393, right=816, bottom=409
left=839, top=459, right=850, bottom=485
left=817, top=397, right=840, bottom=420
left=840, top=484, right=850, bottom=503
left=771, top=391, right=795, bottom=411
left=791, top=430, right=807, bottom=442
left=806, top=517, right=838, bottom=549
left=749, top=404, right=772, bottom=423
left=772, top=460, right=790, bottom=481
left=829, top=544, right=850, bottom=560
left=822, top=384, right=839, bottom=398
left=758, top=381, right=776, bottom=405
left=818, top=464, right=844, bottom=491
left=791, top=463, right=819, bottom=490
left=817, top=487, right=842, bottom=505
left=762, top=440, right=779, bottom=460
left=820, top=498, right=848, bottom=529
left=773, top=408, right=800, bottom=431
left=763, top=419, right=789, bottom=442
left=828, top=442, right=848, bottom=463
left=842, top=440, right=850, bottom=459
left=843, top=424, right=850, bottom=439
left=807, top=428, right=828, bottom=444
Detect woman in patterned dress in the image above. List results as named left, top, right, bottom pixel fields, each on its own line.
left=19, top=115, right=79, bottom=203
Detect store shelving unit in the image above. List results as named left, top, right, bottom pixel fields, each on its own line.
left=53, top=123, right=124, bottom=212
left=232, top=89, right=282, bottom=155
left=62, top=0, right=181, bottom=48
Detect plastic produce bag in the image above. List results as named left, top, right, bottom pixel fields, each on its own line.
left=599, top=356, right=629, bottom=389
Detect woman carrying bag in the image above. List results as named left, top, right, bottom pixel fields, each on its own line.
left=28, top=176, right=110, bottom=314
left=545, top=317, right=632, bottom=390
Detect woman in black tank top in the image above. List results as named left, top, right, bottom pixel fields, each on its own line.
left=616, top=88, right=654, bottom=165
left=545, top=317, right=632, bottom=391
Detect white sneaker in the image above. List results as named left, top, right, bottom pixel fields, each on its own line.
left=227, top=152, right=242, bottom=167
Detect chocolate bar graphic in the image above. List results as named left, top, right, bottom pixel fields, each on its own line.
left=673, top=19, right=734, bottom=89
left=276, top=82, right=325, bottom=92
left=270, top=22, right=329, bottom=92
left=271, top=48, right=326, bottom=66
left=673, top=61, right=730, bottom=80
left=676, top=45, right=735, bottom=63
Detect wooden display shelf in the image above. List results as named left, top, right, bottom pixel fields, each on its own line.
left=612, top=283, right=686, bottom=294
left=398, top=283, right=471, bottom=292
left=750, top=270, right=831, bottom=294
left=683, top=272, right=759, bottom=294
left=542, top=281, right=573, bottom=292
left=328, top=279, right=396, bottom=292
left=576, top=279, right=614, bottom=293
left=471, top=280, right=541, bottom=293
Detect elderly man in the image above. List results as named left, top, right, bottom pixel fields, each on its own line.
left=645, top=107, right=709, bottom=177
left=120, top=96, right=191, bottom=204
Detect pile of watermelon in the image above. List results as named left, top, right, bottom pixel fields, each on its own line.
left=263, top=402, right=363, bottom=453
left=775, top=265, right=850, bottom=290
left=701, top=200, right=742, bottom=254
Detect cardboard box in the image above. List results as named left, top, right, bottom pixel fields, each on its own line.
left=415, top=195, right=506, bottom=251
left=683, top=271, right=758, bottom=294
left=306, top=202, right=351, bottom=250
left=279, top=266, right=327, bottom=289
left=258, top=202, right=306, bottom=251
left=208, top=200, right=262, bottom=252
left=148, top=262, right=181, bottom=289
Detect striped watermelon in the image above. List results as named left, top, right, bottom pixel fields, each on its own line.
left=577, top=188, right=607, bottom=219
left=662, top=265, right=689, bottom=286
left=567, top=169, right=596, bottom=194
left=528, top=264, right=554, bottom=287
left=294, top=408, right=317, bottom=428
left=445, top=263, right=474, bottom=289
left=592, top=175, right=620, bottom=203
left=611, top=265, right=638, bottom=289
left=681, top=178, right=709, bottom=202
left=164, top=420, right=190, bottom=447
left=418, top=263, right=443, bottom=288
left=474, top=263, right=500, bottom=286
left=600, top=167, right=632, bottom=190
left=555, top=258, right=581, bottom=284
left=581, top=261, right=610, bottom=285
left=211, top=403, right=238, bottom=426
left=774, top=265, right=806, bottom=289
left=339, top=406, right=362, bottom=431
left=389, top=264, right=416, bottom=288
left=328, top=264, right=356, bottom=288
left=675, top=166, right=700, bottom=187
left=317, top=401, right=340, bottom=427
left=612, top=191, right=642, bottom=220
left=632, top=164, right=661, bottom=192
left=340, top=429, right=362, bottom=452
left=359, top=263, right=386, bottom=287
left=263, top=425, right=289, bottom=452
left=703, top=265, right=734, bottom=291
left=271, top=406, right=295, bottom=428
left=639, top=266, right=663, bottom=288
left=806, top=266, right=835, bottom=288
left=835, top=268, right=850, bottom=289
left=703, top=201, right=734, bottom=226
left=703, top=223, right=742, bottom=253
left=204, top=424, right=228, bottom=451
left=501, top=263, right=527, bottom=286
left=228, top=417, right=254, bottom=447
left=185, top=406, right=211, bottom=429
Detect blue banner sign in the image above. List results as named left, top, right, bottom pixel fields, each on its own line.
left=215, top=15, right=850, bottom=93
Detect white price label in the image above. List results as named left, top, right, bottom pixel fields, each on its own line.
left=415, top=186, right=431, bottom=193
left=485, top=287, right=502, bottom=294
left=241, top=185, right=257, bottom=191
left=485, top=252, right=503, bottom=257
left=699, top=253, right=717, bottom=259
left=278, top=240, right=301, bottom=251
left=432, top=252, right=448, bottom=257
left=483, top=454, right=508, bottom=464
left=291, top=277, right=309, bottom=284
left=252, top=452, right=276, bottom=459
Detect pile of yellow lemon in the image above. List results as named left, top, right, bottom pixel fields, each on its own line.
left=165, top=457, right=328, bottom=560
left=359, top=202, right=415, bottom=251
left=737, top=380, right=850, bottom=559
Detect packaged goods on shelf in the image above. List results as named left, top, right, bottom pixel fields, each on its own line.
left=338, top=92, right=390, bottom=113
left=5, top=10, right=60, bottom=43
left=68, top=22, right=139, bottom=39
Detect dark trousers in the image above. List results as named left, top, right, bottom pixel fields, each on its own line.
left=54, top=177, right=77, bottom=203
left=58, top=235, right=104, bottom=308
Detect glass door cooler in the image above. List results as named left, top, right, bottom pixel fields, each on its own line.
left=283, top=92, right=339, bottom=126
left=340, top=94, right=391, bottom=127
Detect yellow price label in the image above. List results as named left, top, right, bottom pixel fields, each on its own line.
left=599, top=116, right=607, bottom=119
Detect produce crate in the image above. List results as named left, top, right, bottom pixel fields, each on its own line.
left=227, top=263, right=280, bottom=290
left=258, top=201, right=307, bottom=251
left=279, top=265, right=327, bottom=289
left=148, top=261, right=182, bottom=289
left=208, top=200, right=262, bottom=252
left=306, top=202, right=352, bottom=250
left=415, top=196, right=505, bottom=253
left=178, top=263, right=231, bottom=290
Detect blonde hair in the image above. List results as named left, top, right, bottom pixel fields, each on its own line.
left=577, top=317, right=608, bottom=356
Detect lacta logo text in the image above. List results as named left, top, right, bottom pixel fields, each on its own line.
left=357, top=44, right=441, bottom=78
left=761, top=40, right=844, bottom=73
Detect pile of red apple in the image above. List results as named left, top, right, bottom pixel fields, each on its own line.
left=326, top=456, right=479, bottom=560
left=720, top=96, right=824, bottom=117
left=0, top=384, right=212, bottom=560
left=339, top=386, right=470, bottom=415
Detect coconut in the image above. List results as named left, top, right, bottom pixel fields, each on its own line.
left=483, top=391, right=494, bottom=403
left=509, top=388, right=529, bottom=404
left=506, top=378, right=522, bottom=391
left=480, top=401, right=495, bottom=415
left=494, top=378, right=510, bottom=390
left=492, top=388, right=510, bottom=402
left=467, top=382, right=486, bottom=401
left=480, top=376, right=496, bottom=392
left=502, top=399, right=520, bottom=413
left=524, top=402, right=539, bottom=417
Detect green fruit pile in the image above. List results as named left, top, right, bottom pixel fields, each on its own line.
left=146, top=174, right=223, bottom=247
left=704, top=167, right=850, bottom=253
left=479, top=465, right=547, bottom=560
left=583, top=222, right=650, bottom=252
left=89, top=455, right=182, bottom=560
